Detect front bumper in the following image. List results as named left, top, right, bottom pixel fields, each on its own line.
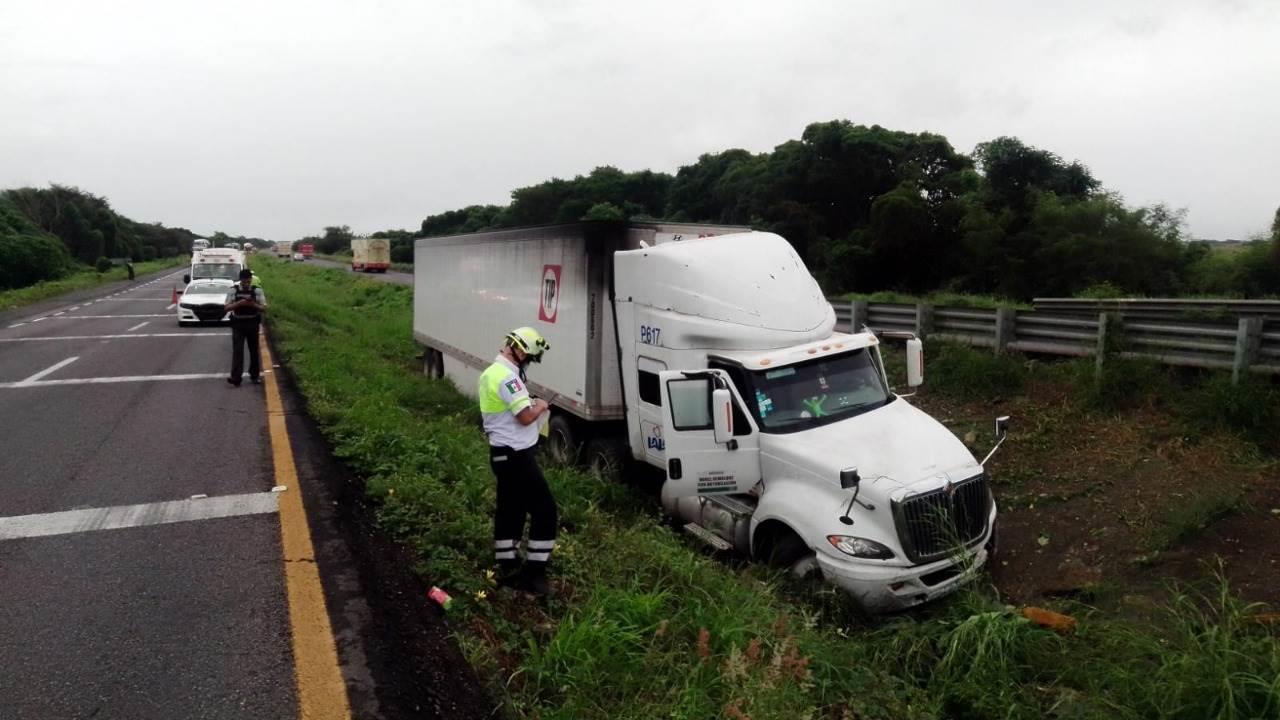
left=178, top=306, right=230, bottom=323
left=817, top=525, right=994, bottom=614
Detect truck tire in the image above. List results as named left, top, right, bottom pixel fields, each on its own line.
left=423, top=349, right=444, bottom=379
left=765, top=532, right=821, bottom=581
left=583, top=437, right=626, bottom=479
left=544, top=414, right=581, bottom=465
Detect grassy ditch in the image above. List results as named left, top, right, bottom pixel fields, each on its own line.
left=315, top=252, right=414, bottom=273
left=255, top=257, right=1280, bottom=719
left=0, top=256, right=187, bottom=311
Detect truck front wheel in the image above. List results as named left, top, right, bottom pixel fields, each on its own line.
left=763, top=532, right=821, bottom=581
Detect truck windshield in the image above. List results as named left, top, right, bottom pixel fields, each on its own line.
left=748, top=348, right=890, bottom=432
left=192, top=264, right=241, bottom=280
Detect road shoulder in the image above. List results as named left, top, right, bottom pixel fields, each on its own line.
left=265, top=328, right=495, bottom=720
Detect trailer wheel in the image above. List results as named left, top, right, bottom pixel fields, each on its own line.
left=423, top=349, right=444, bottom=379
left=544, top=414, right=581, bottom=466
left=583, top=437, right=626, bottom=479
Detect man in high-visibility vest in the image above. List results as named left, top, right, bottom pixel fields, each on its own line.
left=478, top=326, right=556, bottom=595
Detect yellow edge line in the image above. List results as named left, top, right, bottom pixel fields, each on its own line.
left=261, top=331, right=353, bottom=720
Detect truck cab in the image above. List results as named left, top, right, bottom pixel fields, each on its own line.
left=184, top=248, right=244, bottom=285
left=613, top=232, right=998, bottom=612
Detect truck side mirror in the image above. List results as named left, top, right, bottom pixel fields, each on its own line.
left=995, top=415, right=1010, bottom=439
left=183, top=274, right=191, bottom=284
left=839, top=467, right=861, bottom=489
left=906, top=338, right=924, bottom=387
left=711, top=388, right=733, bottom=444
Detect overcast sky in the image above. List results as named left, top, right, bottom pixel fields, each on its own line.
left=2, top=1, right=1277, bottom=241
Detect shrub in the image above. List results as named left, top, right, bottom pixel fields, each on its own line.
left=390, top=244, right=413, bottom=264
left=1074, top=281, right=1128, bottom=299
left=925, top=341, right=1026, bottom=400
left=95, top=256, right=113, bottom=273
left=1181, top=374, right=1280, bottom=453
left=0, top=232, right=75, bottom=290
left=1077, top=356, right=1173, bottom=412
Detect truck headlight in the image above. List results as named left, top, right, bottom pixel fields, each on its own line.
left=827, top=535, right=895, bottom=560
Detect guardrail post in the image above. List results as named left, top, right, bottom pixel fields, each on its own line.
left=915, top=303, right=934, bottom=340
left=994, top=307, right=1015, bottom=355
left=851, top=300, right=869, bottom=332
left=1232, top=317, right=1264, bottom=384
left=1094, top=312, right=1109, bottom=376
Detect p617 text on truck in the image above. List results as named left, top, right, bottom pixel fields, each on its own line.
left=414, top=223, right=1007, bottom=612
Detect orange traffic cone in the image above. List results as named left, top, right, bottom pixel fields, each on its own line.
left=171, top=286, right=180, bottom=305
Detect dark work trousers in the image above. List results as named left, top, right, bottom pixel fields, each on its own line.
left=489, top=445, right=557, bottom=566
left=229, top=318, right=262, bottom=382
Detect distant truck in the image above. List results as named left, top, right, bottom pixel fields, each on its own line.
left=299, top=243, right=314, bottom=259
left=185, top=247, right=245, bottom=284
left=351, top=237, right=390, bottom=273
left=276, top=241, right=293, bottom=258
left=191, top=238, right=210, bottom=253
left=413, top=222, right=1007, bottom=613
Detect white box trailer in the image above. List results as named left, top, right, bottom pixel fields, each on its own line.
left=414, top=222, right=1006, bottom=613
left=414, top=222, right=740, bottom=421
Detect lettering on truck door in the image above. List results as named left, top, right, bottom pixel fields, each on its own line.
left=636, top=356, right=667, bottom=464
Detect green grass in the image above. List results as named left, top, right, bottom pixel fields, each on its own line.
left=1146, top=489, right=1245, bottom=553
left=0, top=256, right=187, bottom=311
left=255, top=256, right=1280, bottom=719
left=314, top=252, right=413, bottom=273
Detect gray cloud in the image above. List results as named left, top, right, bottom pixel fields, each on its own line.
left=1, top=0, right=1276, bottom=240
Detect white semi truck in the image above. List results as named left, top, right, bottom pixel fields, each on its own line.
left=414, top=222, right=1005, bottom=612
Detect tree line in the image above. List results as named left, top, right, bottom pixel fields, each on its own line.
left=0, top=185, right=269, bottom=291
left=308, top=120, right=1279, bottom=300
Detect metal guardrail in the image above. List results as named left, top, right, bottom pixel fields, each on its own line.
left=832, top=299, right=1279, bottom=383
left=1033, top=297, right=1280, bottom=320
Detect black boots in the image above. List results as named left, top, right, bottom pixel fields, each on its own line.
left=497, top=559, right=523, bottom=589
left=495, top=560, right=552, bottom=596
left=520, top=562, right=551, bottom=597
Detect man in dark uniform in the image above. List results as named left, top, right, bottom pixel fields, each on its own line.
left=224, top=269, right=267, bottom=386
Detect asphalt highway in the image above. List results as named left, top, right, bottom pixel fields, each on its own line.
left=0, top=272, right=310, bottom=719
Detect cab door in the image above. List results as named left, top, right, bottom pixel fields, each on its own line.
left=658, top=369, right=761, bottom=498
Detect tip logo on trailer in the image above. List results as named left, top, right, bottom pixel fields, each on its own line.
left=539, top=265, right=561, bottom=323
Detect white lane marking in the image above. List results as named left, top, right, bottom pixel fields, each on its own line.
left=0, top=372, right=224, bottom=389
left=67, top=306, right=79, bottom=311
left=0, top=333, right=222, bottom=342
left=0, top=492, right=280, bottom=541
left=31, top=317, right=47, bottom=323
left=166, top=303, right=177, bottom=310
left=52, top=311, right=65, bottom=316
left=48, top=314, right=173, bottom=319
left=18, top=356, right=79, bottom=385
left=6, top=323, right=25, bottom=328
left=125, top=321, right=150, bottom=333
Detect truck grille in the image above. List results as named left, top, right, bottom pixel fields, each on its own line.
left=892, top=474, right=990, bottom=563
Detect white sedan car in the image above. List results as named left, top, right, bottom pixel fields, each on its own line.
left=177, top=280, right=235, bottom=326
